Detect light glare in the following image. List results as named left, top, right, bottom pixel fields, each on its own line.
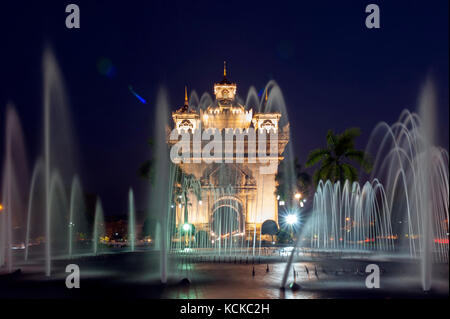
left=285, top=214, right=298, bottom=225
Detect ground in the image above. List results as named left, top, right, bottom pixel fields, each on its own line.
left=0, top=248, right=448, bottom=299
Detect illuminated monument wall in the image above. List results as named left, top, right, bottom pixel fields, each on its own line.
left=169, top=66, right=289, bottom=238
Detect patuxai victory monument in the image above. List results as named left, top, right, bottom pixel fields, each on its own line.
left=168, top=63, right=289, bottom=241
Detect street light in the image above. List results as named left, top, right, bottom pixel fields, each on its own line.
left=294, top=192, right=302, bottom=200
left=285, top=213, right=298, bottom=241
left=285, top=214, right=298, bottom=225
left=183, top=223, right=191, bottom=232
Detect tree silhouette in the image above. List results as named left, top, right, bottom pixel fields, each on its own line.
left=306, top=128, right=372, bottom=185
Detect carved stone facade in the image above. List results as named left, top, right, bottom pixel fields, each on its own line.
left=169, top=66, right=289, bottom=239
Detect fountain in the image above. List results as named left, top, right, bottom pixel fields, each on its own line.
left=7, top=47, right=84, bottom=274
left=283, top=78, right=449, bottom=291
left=68, top=176, right=87, bottom=257
left=128, top=188, right=136, bottom=252
left=0, top=105, right=29, bottom=272
left=365, top=78, right=449, bottom=290
left=149, top=88, right=173, bottom=284
left=303, top=179, right=395, bottom=252
left=25, top=159, right=44, bottom=261
left=42, top=47, right=79, bottom=275
left=92, top=199, right=105, bottom=255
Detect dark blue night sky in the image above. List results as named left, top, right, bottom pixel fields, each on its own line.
left=0, top=0, right=448, bottom=215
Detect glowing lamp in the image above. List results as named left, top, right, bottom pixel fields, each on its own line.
left=285, top=214, right=298, bottom=225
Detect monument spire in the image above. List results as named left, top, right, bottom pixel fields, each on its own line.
left=184, top=85, right=189, bottom=105
left=223, top=61, right=227, bottom=78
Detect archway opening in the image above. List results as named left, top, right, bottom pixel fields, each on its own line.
left=212, top=206, right=239, bottom=236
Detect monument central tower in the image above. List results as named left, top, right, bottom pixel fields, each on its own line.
left=169, top=63, right=289, bottom=242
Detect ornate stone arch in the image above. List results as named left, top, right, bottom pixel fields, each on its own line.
left=211, top=196, right=245, bottom=234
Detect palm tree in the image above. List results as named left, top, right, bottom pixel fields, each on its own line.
left=306, top=128, right=372, bottom=186
left=173, top=169, right=201, bottom=248
left=173, top=169, right=202, bottom=225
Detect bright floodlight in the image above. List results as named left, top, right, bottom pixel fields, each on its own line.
left=294, top=192, right=302, bottom=199
left=183, top=223, right=191, bottom=231
left=285, top=214, right=298, bottom=225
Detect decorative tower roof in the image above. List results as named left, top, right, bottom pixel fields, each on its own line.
left=253, top=88, right=281, bottom=132
left=214, top=61, right=237, bottom=101
left=170, top=71, right=282, bottom=133
left=172, top=86, right=199, bottom=131
left=175, top=86, right=195, bottom=114
left=218, top=61, right=232, bottom=85
left=201, top=63, right=252, bottom=129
